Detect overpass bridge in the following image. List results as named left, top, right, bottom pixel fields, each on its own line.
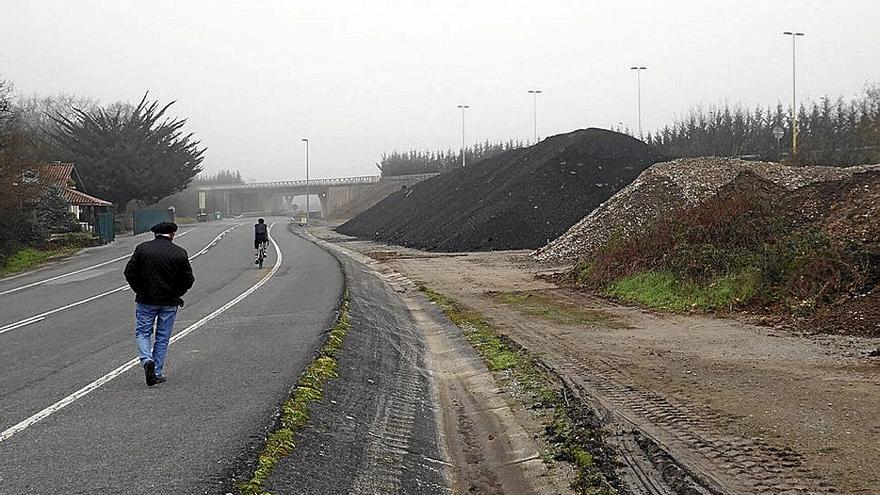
left=198, top=173, right=438, bottom=219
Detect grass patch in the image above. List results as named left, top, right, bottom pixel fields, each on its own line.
left=605, top=269, right=761, bottom=312
left=419, top=284, right=618, bottom=494
left=0, top=247, right=77, bottom=278
left=492, top=291, right=629, bottom=328
left=237, top=289, right=351, bottom=495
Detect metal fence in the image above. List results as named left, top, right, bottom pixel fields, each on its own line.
left=133, top=209, right=173, bottom=235
left=95, top=212, right=115, bottom=243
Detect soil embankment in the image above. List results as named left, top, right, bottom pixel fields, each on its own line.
left=534, top=157, right=880, bottom=264
left=535, top=157, right=880, bottom=337
left=338, top=128, right=663, bottom=251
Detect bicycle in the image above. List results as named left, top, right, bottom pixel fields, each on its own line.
left=255, top=240, right=268, bottom=268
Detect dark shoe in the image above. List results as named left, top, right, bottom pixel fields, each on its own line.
left=155, top=376, right=166, bottom=385
left=144, top=360, right=157, bottom=387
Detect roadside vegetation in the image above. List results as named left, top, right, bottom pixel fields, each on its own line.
left=1, top=74, right=213, bottom=273
left=0, top=247, right=71, bottom=277
left=573, top=170, right=880, bottom=331
left=238, top=290, right=350, bottom=495
left=419, top=284, right=618, bottom=494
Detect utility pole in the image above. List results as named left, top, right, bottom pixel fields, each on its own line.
left=783, top=31, right=805, bottom=156
left=527, top=89, right=542, bottom=143
left=630, top=66, right=647, bottom=139
left=301, top=138, right=309, bottom=224
left=457, top=105, right=469, bottom=167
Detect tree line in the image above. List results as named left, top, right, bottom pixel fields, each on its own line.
left=1, top=75, right=207, bottom=263
left=644, top=85, right=880, bottom=165
left=377, top=139, right=525, bottom=176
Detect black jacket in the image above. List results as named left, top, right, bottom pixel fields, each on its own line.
left=124, top=236, right=195, bottom=306
left=254, top=223, right=268, bottom=241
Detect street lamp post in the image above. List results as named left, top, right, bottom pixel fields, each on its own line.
left=457, top=104, right=469, bottom=167
left=301, top=138, right=309, bottom=224
left=630, top=66, right=647, bottom=139
left=527, top=90, right=542, bottom=143
left=783, top=31, right=805, bottom=156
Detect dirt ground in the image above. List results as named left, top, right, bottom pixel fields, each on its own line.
left=314, top=226, right=880, bottom=494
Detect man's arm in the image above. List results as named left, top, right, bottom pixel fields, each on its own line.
left=178, top=252, right=195, bottom=295
left=123, top=247, right=142, bottom=294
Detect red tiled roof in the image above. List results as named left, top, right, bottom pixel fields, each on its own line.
left=62, top=188, right=113, bottom=207
left=13, top=163, right=112, bottom=207
left=24, top=163, right=75, bottom=189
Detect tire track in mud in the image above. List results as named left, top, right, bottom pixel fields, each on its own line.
left=303, top=231, right=565, bottom=495
left=545, top=348, right=836, bottom=494
left=349, top=366, right=424, bottom=494
left=261, top=233, right=448, bottom=495
left=448, top=283, right=840, bottom=494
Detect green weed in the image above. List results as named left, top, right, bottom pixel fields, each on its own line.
left=606, top=269, right=761, bottom=312
left=419, top=284, right=618, bottom=494
left=238, top=290, right=351, bottom=495
left=0, top=247, right=75, bottom=278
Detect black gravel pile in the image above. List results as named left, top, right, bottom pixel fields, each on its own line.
left=337, top=128, right=664, bottom=251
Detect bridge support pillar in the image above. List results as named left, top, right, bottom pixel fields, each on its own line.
left=319, top=192, right=329, bottom=219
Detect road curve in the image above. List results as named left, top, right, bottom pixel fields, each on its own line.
left=0, top=219, right=344, bottom=494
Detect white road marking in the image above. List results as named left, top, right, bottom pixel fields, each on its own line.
left=0, top=316, right=46, bottom=332
left=0, top=287, right=129, bottom=335
left=0, top=225, right=240, bottom=336
left=0, top=224, right=280, bottom=443
left=0, top=228, right=196, bottom=296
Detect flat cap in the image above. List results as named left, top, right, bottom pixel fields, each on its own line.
left=150, top=221, right=179, bottom=235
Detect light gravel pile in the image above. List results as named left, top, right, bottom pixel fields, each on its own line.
left=532, top=157, right=880, bottom=263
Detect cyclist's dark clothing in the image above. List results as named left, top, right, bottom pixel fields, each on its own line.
left=254, top=223, right=268, bottom=250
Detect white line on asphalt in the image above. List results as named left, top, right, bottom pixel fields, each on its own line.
left=0, top=317, right=46, bottom=332
left=0, top=287, right=129, bottom=335
left=0, top=229, right=195, bottom=296
left=0, top=224, right=280, bottom=444
left=0, top=225, right=240, bottom=336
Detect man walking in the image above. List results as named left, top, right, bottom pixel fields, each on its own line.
left=124, top=222, right=194, bottom=386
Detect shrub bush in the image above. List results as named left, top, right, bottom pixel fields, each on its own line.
left=576, top=173, right=871, bottom=314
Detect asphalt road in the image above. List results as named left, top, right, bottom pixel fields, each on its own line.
left=0, top=218, right=344, bottom=494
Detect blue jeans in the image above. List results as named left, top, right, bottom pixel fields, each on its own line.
left=135, top=303, right=179, bottom=377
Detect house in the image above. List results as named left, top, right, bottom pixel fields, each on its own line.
left=14, top=163, right=114, bottom=241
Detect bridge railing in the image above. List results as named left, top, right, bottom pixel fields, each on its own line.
left=197, top=173, right=439, bottom=191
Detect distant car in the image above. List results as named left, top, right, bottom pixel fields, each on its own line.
left=196, top=211, right=208, bottom=222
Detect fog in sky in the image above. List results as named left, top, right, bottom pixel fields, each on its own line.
left=2, top=1, right=878, bottom=181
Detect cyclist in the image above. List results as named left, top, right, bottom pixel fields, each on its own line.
left=254, top=218, right=269, bottom=265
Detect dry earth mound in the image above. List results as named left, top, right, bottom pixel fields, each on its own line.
left=533, top=157, right=880, bottom=263
left=337, top=128, right=663, bottom=251
left=563, top=160, right=880, bottom=336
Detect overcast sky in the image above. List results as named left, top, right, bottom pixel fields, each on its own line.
left=2, top=1, right=878, bottom=181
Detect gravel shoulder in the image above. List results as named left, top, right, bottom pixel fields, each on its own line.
left=312, top=225, right=880, bottom=494
left=290, top=225, right=574, bottom=495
